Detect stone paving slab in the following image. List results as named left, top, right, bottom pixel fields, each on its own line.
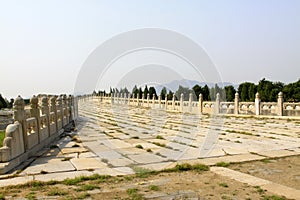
left=70, top=158, right=107, bottom=170
left=42, top=148, right=61, bottom=157
left=262, top=182, right=300, bottom=200
left=108, top=157, right=135, bottom=167
left=128, top=153, right=166, bottom=164
left=93, top=167, right=135, bottom=176
left=78, top=152, right=97, bottom=158
left=137, top=162, right=175, bottom=171
left=95, top=150, right=123, bottom=160
left=257, top=149, right=300, bottom=158
left=20, top=157, right=76, bottom=175
left=116, top=147, right=147, bottom=155
left=0, top=176, right=34, bottom=187
left=60, top=147, right=89, bottom=154
left=211, top=166, right=271, bottom=186
left=169, top=153, right=266, bottom=167
left=34, top=170, right=93, bottom=182
left=211, top=167, right=300, bottom=200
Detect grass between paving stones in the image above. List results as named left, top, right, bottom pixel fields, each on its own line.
left=0, top=162, right=280, bottom=199
left=225, top=129, right=253, bottom=135
left=148, top=185, right=160, bottom=191
left=219, top=182, right=229, bottom=188
left=216, top=162, right=231, bottom=167
left=135, top=144, right=143, bottom=149
left=155, top=135, right=165, bottom=140
left=0, top=130, right=5, bottom=147
left=152, top=142, right=166, bottom=147
left=127, top=188, right=143, bottom=200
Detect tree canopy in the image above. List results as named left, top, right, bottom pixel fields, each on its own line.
left=97, top=78, right=300, bottom=103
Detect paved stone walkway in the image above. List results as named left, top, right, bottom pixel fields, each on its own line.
left=0, top=99, right=300, bottom=198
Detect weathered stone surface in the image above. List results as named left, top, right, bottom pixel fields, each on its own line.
left=93, top=167, right=134, bottom=176
left=60, top=147, right=88, bottom=154
left=0, top=176, right=34, bottom=187
left=95, top=150, right=123, bottom=159
left=257, top=149, right=300, bottom=158
left=137, top=162, right=175, bottom=171
left=78, top=152, right=97, bottom=158
left=34, top=170, right=93, bottom=182
left=211, top=167, right=300, bottom=200
left=211, top=166, right=271, bottom=186
left=108, top=157, right=135, bottom=167
left=20, top=158, right=75, bottom=175
left=128, top=153, right=166, bottom=164
left=70, top=158, right=107, bottom=170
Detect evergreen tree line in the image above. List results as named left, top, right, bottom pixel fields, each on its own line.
left=93, top=78, right=300, bottom=103
left=0, top=94, right=13, bottom=109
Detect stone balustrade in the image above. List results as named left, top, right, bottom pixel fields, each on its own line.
left=82, top=92, right=300, bottom=117
left=0, top=94, right=78, bottom=174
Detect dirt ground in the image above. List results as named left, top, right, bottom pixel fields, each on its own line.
left=229, top=155, right=300, bottom=190
left=0, top=164, right=289, bottom=200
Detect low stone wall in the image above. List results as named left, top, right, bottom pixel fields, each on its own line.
left=82, top=92, right=300, bottom=117
left=0, top=94, right=78, bottom=174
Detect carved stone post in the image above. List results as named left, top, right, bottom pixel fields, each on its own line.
left=255, top=92, right=261, bottom=115
left=152, top=94, right=155, bottom=108
left=128, top=93, right=130, bottom=105
left=30, top=96, right=40, bottom=119
left=215, top=93, right=220, bottom=114
left=165, top=95, right=168, bottom=110
left=13, top=96, right=28, bottom=150
left=180, top=93, right=184, bottom=112
left=234, top=92, right=239, bottom=115
left=158, top=95, right=161, bottom=109
left=71, top=95, right=75, bottom=120
left=50, top=96, right=58, bottom=132
left=189, top=93, right=193, bottom=112
left=199, top=94, right=203, bottom=113
left=57, top=96, right=64, bottom=128
left=141, top=94, right=144, bottom=107
left=41, top=96, right=50, bottom=137
left=147, top=93, right=150, bottom=107
left=67, top=95, right=73, bottom=121
left=277, top=92, right=283, bottom=116
left=172, top=94, right=175, bottom=110
left=41, top=96, right=50, bottom=116
left=63, top=95, right=68, bottom=124
left=30, top=95, right=40, bottom=141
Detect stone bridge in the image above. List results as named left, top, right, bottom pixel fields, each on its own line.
left=0, top=93, right=300, bottom=198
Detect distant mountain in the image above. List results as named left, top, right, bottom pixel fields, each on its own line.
left=154, top=79, right=237, bottom=93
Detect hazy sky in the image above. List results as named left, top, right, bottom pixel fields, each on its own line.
left=0, top=0, right=299, bottom=98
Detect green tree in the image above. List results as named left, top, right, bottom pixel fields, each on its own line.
left=238, top=82, right=255, bottom=101
left=167, top=90, right=174, bottom=100
left=224, top=86, right=236, bottom=101
left=0, top=94, right=7, bottom=109
left=283, top=79, right=300, bottom=102
left=248, top=83, right=257, bottom=101
left=175, top=85, right=192, bottom=100
left=192, top=84, right=202, bottom=100
left=160, top=87, right=167, bottom=100
left=210, top=84, right=224, bottom=100
left=148, top=87, right=157, bottom=99
left=132, top=85, right=138, bottom=98
left=138, top=87, right=143, bottom=99
left=143, top=85, right=149, bottom=98
left=202, top=85, right=210, bottom=101
left=257, top=78, right=273, bottom=101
